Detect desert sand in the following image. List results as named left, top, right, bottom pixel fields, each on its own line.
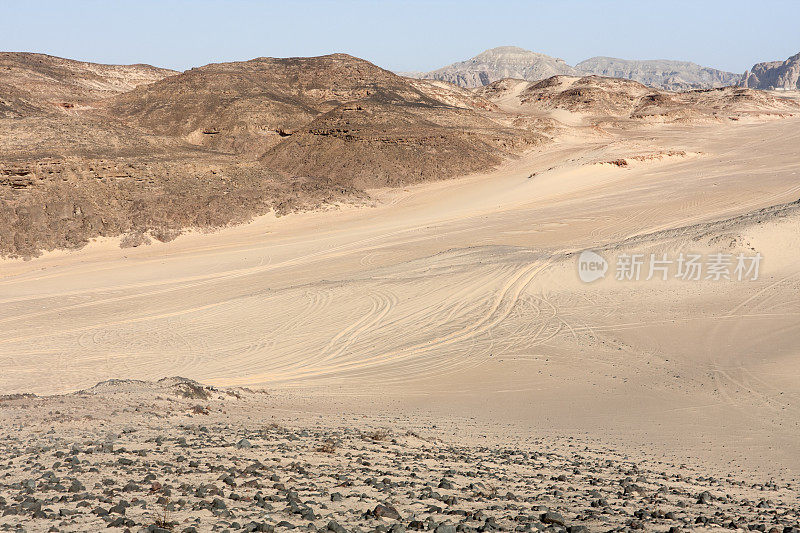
left=3, top=110, right=800, bottom=484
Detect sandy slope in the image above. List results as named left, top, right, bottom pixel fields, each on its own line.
left=2, top=116, right=800, bottom=476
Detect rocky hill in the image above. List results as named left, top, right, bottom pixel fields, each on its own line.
left=517, top=75, right=654, bottom=116
left=107, top=54, right=543, bottom=187
left=419, top=46, right=577, bottom=88
left=0, top=52, right=176, bottom=118
left=105, top=54, right=426, bottom=156
left=741, top=52, right=800, bottom=90
left=1, top=53, right=544, bottom=257
left=413, top=47, right=741, bottom=91
left=575, top=57, right=741, bottom=91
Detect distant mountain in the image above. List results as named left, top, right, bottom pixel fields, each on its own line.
left=412, top=47, right=741, bottom=91
left=419, top=46, right=576, bottom=88
left=575, top=57, right=741, bottom=91
left=741, top=52, right=800, bottom=90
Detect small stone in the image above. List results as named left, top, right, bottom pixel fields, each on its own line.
left=373, top=504, right=402, bottom=520
left=697, top=491, right=714, bottom=505
left=541, top=512, right=566, bottom=527
left=328, top=520, right=347, bottom=533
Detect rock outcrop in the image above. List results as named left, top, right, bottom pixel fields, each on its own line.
left=741, top=52, right=800, bottom=90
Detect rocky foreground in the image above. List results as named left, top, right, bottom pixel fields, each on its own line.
left=0, top=378, right=798, bottom=533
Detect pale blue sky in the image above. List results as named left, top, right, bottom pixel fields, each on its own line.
left=2, top=0, right=798, bottom=74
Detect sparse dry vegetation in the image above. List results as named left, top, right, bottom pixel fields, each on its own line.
left=152, top=499, right=175, bottom=531
left=172, top=381, right=212, bottom=400
left=362, top=429, right=391, bottom=442
left=189, top=404, right=210, bottom=415
left=315, top=438, right=338, bottom=453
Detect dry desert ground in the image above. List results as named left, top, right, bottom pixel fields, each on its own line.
left=1, top=54, right=800, bottom=532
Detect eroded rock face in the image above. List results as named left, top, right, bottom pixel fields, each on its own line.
left=741, top=52, right=800, bottom=90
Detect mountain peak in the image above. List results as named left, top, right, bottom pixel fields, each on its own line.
left=474, top=46, right=568, bottom=62
left=421, top=47, right=575, bottom=88
left=475, top=46, right=535, bottom=56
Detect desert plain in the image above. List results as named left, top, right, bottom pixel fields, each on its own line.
left=1, top=51, right=800, bottom=532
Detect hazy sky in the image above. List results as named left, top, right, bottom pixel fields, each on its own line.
left=2, top=0, right=798, bottom=73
